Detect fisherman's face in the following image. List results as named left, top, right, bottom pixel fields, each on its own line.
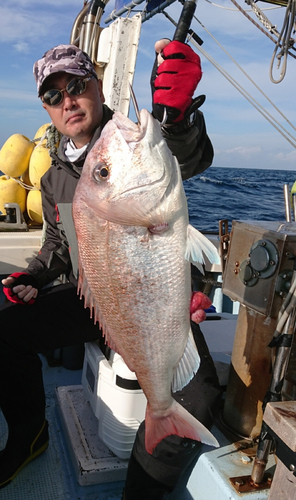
left=41, top=72, right=105, bottom=149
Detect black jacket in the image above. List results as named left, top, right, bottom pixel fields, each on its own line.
left=25, top=104, right=213, bottom=289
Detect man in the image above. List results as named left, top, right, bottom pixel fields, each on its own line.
left=0, top=42, right=221, bottom=497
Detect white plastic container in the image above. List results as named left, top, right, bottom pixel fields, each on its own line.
left=82, top=342, right=147, bottom=459
left=82, top=341, right=106, bottom=416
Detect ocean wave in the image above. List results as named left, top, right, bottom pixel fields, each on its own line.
left=185, top=166, right=296, bottom=232
left=199, top=175, right=223, bottom=185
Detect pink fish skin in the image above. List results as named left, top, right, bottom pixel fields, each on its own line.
left=72, top=109, right=220, bottom=454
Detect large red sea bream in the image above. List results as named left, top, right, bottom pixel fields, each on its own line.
left=72, top=109, right=220, bottom=454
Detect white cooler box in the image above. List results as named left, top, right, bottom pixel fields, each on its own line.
left=82, top=341, right=147, bottom=459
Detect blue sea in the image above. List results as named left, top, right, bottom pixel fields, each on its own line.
left=1, top=166, right=295, bottom=231
left=184, top=167, right=296, bottom=233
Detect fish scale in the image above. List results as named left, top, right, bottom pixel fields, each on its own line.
left=73, top=108, right=220, bottom=454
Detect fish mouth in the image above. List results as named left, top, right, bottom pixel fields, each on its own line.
left=111, top=108, right=150, bottom=148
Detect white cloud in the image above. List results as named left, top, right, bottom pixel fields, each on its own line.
left=225, top=146, right=262, bottom=155
left=13, top=42, right=30, bottom=53
left=5, top=0, right=83, bottom=7
left=275, top=150, right=296, bottom=162
left=0, top=7, right=46, bottom=43
left=0, top=87, right=36, bottom=103
left=0, top=2, right=85, bottom=45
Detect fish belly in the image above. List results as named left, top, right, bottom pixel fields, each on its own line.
left=77, top=209, right=191, bottom=409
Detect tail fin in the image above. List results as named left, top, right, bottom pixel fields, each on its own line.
left=145, top=399, right=219, bottom=455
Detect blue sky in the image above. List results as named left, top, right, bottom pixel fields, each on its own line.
left=0, top=0, right=295, bottom=171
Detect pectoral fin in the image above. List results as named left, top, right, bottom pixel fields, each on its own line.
left=88, top=198, right=170, bottom=230
left=185, top=225, right=220, bottom=273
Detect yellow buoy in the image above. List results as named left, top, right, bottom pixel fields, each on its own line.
left=29, top=144, right=52, bottom=189
left=21, top=167, right=33, bottom=188
left=0, top=175, right=27, bottom=214
left=26, top=189, right=43, bottom=224
left=34, top=123, right=51, bottom=146
left=0, top=134, right=35, bottom=178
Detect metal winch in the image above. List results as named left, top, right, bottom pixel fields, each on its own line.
left=221, top=219, right=296, bottom=493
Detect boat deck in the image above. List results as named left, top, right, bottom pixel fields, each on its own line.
left=0, top=312, right=232, bottom=500
left=0, top=355, right=225, bottom=500
left=0, top=357, right=127, bottom=500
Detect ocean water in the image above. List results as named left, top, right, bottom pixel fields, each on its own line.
left=1, top=166, right=295, bottom=231
left=184, top=167, right=296, bottom=233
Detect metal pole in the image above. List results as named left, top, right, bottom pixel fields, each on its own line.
left=284, top=183, right=291, bottom=222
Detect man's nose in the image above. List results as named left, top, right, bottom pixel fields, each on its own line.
left=63, top=94, right=78, bottom=110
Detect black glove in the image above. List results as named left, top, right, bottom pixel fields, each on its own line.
left=3, top=272, right=39, bottom=305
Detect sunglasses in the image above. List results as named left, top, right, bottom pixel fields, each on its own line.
left=41, top=75, right=96, bottom=106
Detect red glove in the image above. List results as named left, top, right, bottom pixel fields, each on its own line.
left=190, top=291, right=212, bottom=324
left=151, top=41, right=202, bottom=123
left=3, top=272, right=38, bottom=305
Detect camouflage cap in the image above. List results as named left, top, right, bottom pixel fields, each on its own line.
left=33, top=44, right=98, bottom=96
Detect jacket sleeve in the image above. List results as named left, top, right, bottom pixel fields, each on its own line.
left=161, top=109, right=213, bottom=181
left=24, top=173, right=71, bottom=290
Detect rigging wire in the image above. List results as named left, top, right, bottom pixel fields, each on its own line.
left=162, top=10, right=296, bottom=148
left=204, top=0, right=281, bottom=12
left=191, top=11, right=296, bottom=134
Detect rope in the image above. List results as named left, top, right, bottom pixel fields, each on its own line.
left=230, top=0, right=296, bottom=65
left=245, top=0, right=280, bottom=36
left=2, top=175, right=37, bottom=191
left=46, top=124, right=61, bottom=155
left=230, top=0, right=282, bottom=43
left=269, top=0, right=296, bottom=83
left=33, top=123, right=60, bottom=155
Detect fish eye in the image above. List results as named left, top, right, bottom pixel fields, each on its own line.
left=93, top=163, right=110, bottom=182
